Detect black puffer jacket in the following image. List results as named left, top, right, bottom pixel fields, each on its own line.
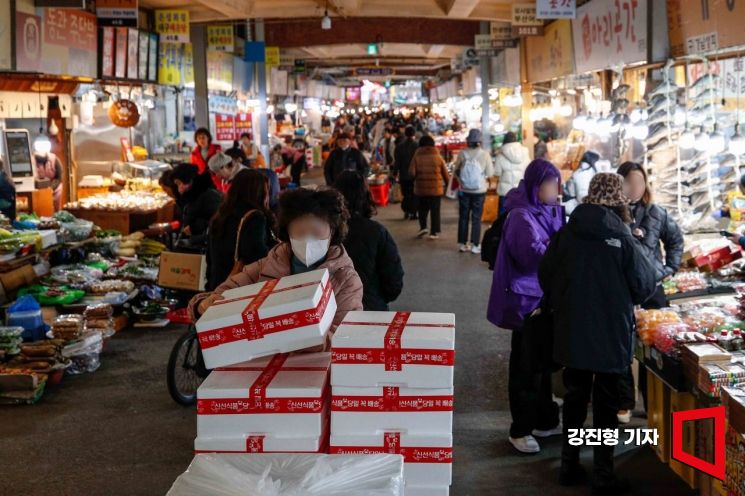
left=343, top=215, right=404, bottom=311
left=393, top=138, right=418, bottom=182
left=630, top=202, right=684, bottom=283
left=324, top=148, right=370, bottom=185
left=539, top=204, right=656, bottom=374
left=180, top=173, right=223, bottom=247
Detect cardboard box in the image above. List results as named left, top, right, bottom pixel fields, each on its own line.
left=669, top=391, right=698, bottom=489
left=197, top=352, right=330, bottom=440
left=722, top=386, right=745, bottom=434
left=647, top=370, right=671, bottom=463
left=331, top=311, right=455, bottom=389
left=330, top=431, right=452, bottom=486
left=331, top=385, right=453, bottom=435
left=0, top=263, right=36, bottom=294
left=196, top=270, right=336, bottom=369
left=158, top=252, right=206, bottom=291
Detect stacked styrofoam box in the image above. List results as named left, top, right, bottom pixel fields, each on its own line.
left=193, top=269, right=338, bottom=455
left=330, top=311, right=455, bottom=496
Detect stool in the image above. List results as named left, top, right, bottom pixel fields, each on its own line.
left=369, top=183, right=390, bottom=207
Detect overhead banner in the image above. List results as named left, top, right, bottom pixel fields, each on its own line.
left=207, top=52, right=233, bottom=92
left=0, top=0, right=10, bottom=70
left=155, top=9, right=189, bottom=43
left=572, top=0, right=647, bottom=74
left=96, top=0, right=138, bottom=27
left=215, top=114, right=235, bottom=142
left=490, top=21, right=512, bottom=40
left=265, top=46, right=280, bottom=66
left=42, top=8, right=98, bottom=78
left=512, top=3, right=544, bottom=36
left=158, top=42, right=181, bottom=85
left=525, top=19, right=574, bottom=83
left=536, top=0, right=576, bottom=19
left=207, top=25, right=234, bottom=52
left=15, top=11, right=41, bottom=72
left=183, top=42, right=194, bottom=85
left=667, top=0, right=745, bottom=56
left=491, top=46, right=520, bottom=86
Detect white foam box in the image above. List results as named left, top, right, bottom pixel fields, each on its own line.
left=331, top=385, right=453, bottom=435
left=330, top=432, right=452, bottom=487
left=405, top=486, right=449, bottom=496
left=195, top=422, right=329, bottom=454
left=331, top=312, right=455, bottom=389
left=196, top=269, right=336, bottom=369
left=197, top=352, right=330, bottom=440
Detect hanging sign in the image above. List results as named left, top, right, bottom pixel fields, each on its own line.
left=354, top=66, right=395, bottom=76
left=100, top=26, right=115, bottom=77
left=490, top=21, right=512, bottom=40
left=667, top=0, right=745, bottom=56
left=536, top=0, right=576, bottom=19
left=147, top=33, right=158, bottom=81
left=158, top=42, right=182, bottom=85
left=207, top=25, right=234, bottom=52
left=126, top=28, right=139, bottom=79
left=512, top=3, right=543, bottom=36
left=474, top=34, right=493, bottom=50
left=16, top=12, right=42, bottom=72
left=155, top=10, right=189, bottom=43
left=265, top=46, right=280, bottom=66
left=108, top=99, right=140, bottom=127
left=215, top=114, right=235, bottom=142
left=207, top=52, right=233, bottom=92
left=0, top=0, right=11, bottom=70
left=235, top=113, right=252, bottom=138
left=114, top=27, right=127, bottom=79
left=525, top=19, right=574, bottom=83
left=294, top=59, right=306, bottom=74
left=572, top=0, right=647, bottom=74
left=96, top=0, right=138, bottom=28
left=137, top=31, right=149, bottom=80
left=183, top=42, right=194, bottom=84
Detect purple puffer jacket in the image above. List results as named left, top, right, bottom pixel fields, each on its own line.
left=487, top=159, right=564, bottom=330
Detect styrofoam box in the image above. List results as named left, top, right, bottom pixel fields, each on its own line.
left=197, top=353, right=330, bottom=440
left=331, top=311, right=455, bottom=389
left=405, top=486, right=449, bottom=496
left=331, top=385, right=453, bottom=435
left=195, top=432, right=327, bottom=453
left=330, top=432, right=452, bottom=486
left=196, top=269, right=336, bottom=369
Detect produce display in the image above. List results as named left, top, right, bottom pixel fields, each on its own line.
left=663, top=271, right=709, bottom=295
left=17, top=285, right=86, bottom=306
left=0, top=327, right=23, bottom=357
left=88, top=279, right=135, bottom=295
left=65, top=191, right=171, bottom=212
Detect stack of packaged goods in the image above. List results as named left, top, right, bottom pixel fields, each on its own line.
left=698, top=362, right=745, bottom=398
left=194, top=269, right=337, bottom=455
left=681, top=342, right=732, bottom=386
left=51, top=314, right=84, bottom=341
left=329, top=311, right=456, bottom=496
left=83, top=304, right=115, bottom=343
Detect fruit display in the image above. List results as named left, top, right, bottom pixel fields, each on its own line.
left=663, top=272, right=709, bottom=295
left=636, top=309, right=682, bottom=345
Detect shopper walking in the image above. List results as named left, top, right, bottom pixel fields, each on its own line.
left=190, top=127, right=222, bottom=190
left=206, top=169, right=276, bottom=290
left=493, top=132, right=530, bottom=216
left=453, top=129, right=495, bottom=254
left=409, top=135, right=449, bottom=239
left=486, top=159, right=563, bottom=454
left=324, top=133, right=370, bottom=185
left=289, top=138, right=307, bottom=187
left=616, top=161, right=684, bottom=422
left=334, top=171, right=404, bottom=311
left=171, top=163, right=223, bottom=250
left=539, top=173, right=656, bottom=495
left=563, top=151, right=600, bottom=214
left=393, top=126, right=419, bottom=220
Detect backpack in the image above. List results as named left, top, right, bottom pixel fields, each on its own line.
left=481, top=213, right=507, bottom=270
left=459, top=150, right=485, bottom=191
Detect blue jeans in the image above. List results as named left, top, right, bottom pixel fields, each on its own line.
left=458, top=192, right=485, bottom=245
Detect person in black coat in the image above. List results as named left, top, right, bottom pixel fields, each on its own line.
left=324, top=133, right=369, bottom=186
left=171, top=163, right=223, bottom=251
left=393, top=126, right=420, bottom=220
left=538, top=173, right=655, bottom=495
left=0, top=161, right=16, bottom=221
left=207, top=169, right=275, bottom=290
left=616, top=161, right=684, bottom=420
left=334, top=171, right=404, bottom=310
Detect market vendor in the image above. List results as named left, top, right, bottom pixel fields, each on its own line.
left=170, top=163, right=222, bottom=250
left=190, top=127, right=222, bottom=190
left=238, top=133, right=266, bottom=169
left=34, top=147, right=63, bottom=211
left=188, top=188, right=363, bottom=337
left=0, top=159, right=16, bottom=220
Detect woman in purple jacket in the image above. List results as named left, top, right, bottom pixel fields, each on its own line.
left=487, top=158, right=564, bottom=454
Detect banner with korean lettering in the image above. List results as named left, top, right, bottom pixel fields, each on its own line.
left=183, top=42, right=195, bottom=85
left=96, top=0, right=137, bottom=28
left=525, top=20, right=574, bottom=83
left=0, top=0, right=10, bottom=70
left=15, top=11, right=42, bottom=72
left=158, top=42, right=181, bottom=85
left=207, top=52, right=233, bottom=92
left=207, top=25, right=234, bottom=52
left=572, top=0, right=647, bottom=74
left=215, top=114, right=235, bottom=142
left=235, top=113, right=252, bottom=138
left=667, top=0, right=745, bottom=56
left=42, top=8, right=98, bottom=78
left=155, top=9, right=189, bottom=43
left=537, top=0, right=576, bottom=19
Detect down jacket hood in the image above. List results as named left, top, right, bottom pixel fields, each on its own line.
left=499, top=142, right=529, bottom=165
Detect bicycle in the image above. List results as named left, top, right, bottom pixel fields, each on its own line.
left=166, top=312, right=209, bottom=406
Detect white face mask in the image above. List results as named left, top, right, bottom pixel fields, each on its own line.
left=290, top=237, right=330, bottom=267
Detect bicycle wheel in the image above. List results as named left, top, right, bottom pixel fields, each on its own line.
left=167, top=328, right=205, bottom=406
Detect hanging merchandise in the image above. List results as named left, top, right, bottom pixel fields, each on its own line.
left=108, top=98, right=140, bottom=127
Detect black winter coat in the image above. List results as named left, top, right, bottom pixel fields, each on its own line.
left=630, top=202, right=684, bottom=283
left=343, top=215, right=404, bottom=311
left=538, top=204, right=656, bottom=374
left=393, top=138, right=418, bottom=182
left=324, top=148, right=370, bottom=185
left=180, top=173, right=223, bottom=247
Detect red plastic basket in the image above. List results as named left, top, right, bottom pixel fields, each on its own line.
left=167, top=308, right=193, bottom=325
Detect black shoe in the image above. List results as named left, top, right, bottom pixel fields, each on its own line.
left=559, top=463, right=587, bottom=487
left=410, top=215, right=418, bottom=220
left=591, top=477, right=631, bottom=496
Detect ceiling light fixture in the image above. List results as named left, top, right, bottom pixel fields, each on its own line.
left=321, top=2, right=332, bottom=30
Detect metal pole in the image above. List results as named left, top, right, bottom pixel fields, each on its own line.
left=479, top=21, right=491, bottom=152
left=190, top=25, right=209, bottom=129
left=255, top=19, right=270, bottom=159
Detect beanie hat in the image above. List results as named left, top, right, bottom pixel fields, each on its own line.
left=466, top=129, right=482, bottom=144
left=207, top=151, right=232, bottom=172
left=583, top=173, right=630, bottom=207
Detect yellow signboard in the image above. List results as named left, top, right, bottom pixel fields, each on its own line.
left=158, top=42, right=181, bottom=85
left=155, top=9, right=189, bottom=43
left=183, top=42, right=194, bottom=85
left=207, top=24, right=233, bottom=52
left=524, top=20, right=574, bottom=83
left=265, top=46, right=280, bottom=66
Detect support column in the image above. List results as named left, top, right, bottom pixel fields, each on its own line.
left=255, top=19, right=269, bottom=159
left=521, top=83, right=534, bottom=159
left=479, top=21, right=491, bottom=151
left=190, top=25, right=209, bottom=129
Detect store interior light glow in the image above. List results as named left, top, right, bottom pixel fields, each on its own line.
left=266, top=104, right=275, bottom=114
left=559, top=104, right=573, bottom=117
left=708, top=128, right=726, bottom=155
left=572, top=114, right=587, bottom=131
left=284, top=102, right=298, bottom=113
left=694, top=130, right=711, bottom=152
left=679, top=128, right=696, bottom=149
left=631, top=122, right=649, bottom=140
left=33, top=135, right=52, bottom=154
left=729, top=126, right=745, bottom=155
left=630, top=108, right=642, bottom=123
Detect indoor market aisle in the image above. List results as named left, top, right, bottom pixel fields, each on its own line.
left=0, top=200, right=694, bottom=496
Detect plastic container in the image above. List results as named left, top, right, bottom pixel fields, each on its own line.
left=718, top=331, right=734, bottom=351
left=7, top=310, right=44, bottom=341
left=733, top=330, right=744, bottom=351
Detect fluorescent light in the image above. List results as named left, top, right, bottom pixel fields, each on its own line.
left=679, top=128, right=696, bottom=149
left=730, top=125, right=745, bottom=156
left=33, top=135, right=52, bottom=154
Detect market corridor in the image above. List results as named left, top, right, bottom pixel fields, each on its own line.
left=0, top=201, right=692, bottom=496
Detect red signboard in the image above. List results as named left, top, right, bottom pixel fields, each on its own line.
left=44, top=8, right=97, bottom=52
left=234, top=113, right=252, bottom=139
left=15, top=11, right=42, bottom=72
left=215, top=114, right=235, bottom=142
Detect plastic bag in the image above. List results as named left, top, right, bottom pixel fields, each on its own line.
left=63, top=331, right=103, bottom=375
left=7, top=295, right=44, bottom=341
left=166, top=454, right=405, bottom=496
left=17, top=285, right=86, bottom=306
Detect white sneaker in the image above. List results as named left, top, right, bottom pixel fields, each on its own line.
left=458, top=244, right=470, bottom=252
left=471, top=244, right=481, bottom=254
left=617, top=410, right=632, bottom=424
left=417, top=229, right=428, bottom=238
left=429, top=234, right=439, bottom=240
left=532, top=423, right=562, bottom=438
left=509, top=435, right=540, bottom=454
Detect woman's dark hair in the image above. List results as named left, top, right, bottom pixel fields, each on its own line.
left=225, top=146, right=247, bottom=163
left=333, top=171, right=376, bottom=219
left=171, top=162, right=199, bottom=184
left=419, top=135, right=435, bottom=147
left=211, top=169, right=272, bottom=238
left=159, top=169, right=175, bottom=190
left=194, top=127, right=212, bottom=144
left=617, top=161, right=652, bottom=205
left=240, top=132, right=251, bottom=140
left=503, top=131, right=518, bottom=144
left=278, top=189, right=349, bottom=246
left=611, top=205, right=633, bottom=224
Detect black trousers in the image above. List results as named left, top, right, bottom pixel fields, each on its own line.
left=418, top=196, right=442, bottom=235
left=508, top=330, right=559, bottom=438
left=400, top=180, right=418, bottom=215
left=562, top=368, right=621, bottom=484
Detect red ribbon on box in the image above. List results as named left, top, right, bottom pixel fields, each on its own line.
left=197, top=353, right=329, bottom=414
left=330, top=432, right=453, bottom=463
left=332, top=312, right=455, bottom=370
left=194, top=417, right=331, bottom=454
left=198, top=279, right=333, bottom=350
left=331, top=386, right=454, bottom=412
